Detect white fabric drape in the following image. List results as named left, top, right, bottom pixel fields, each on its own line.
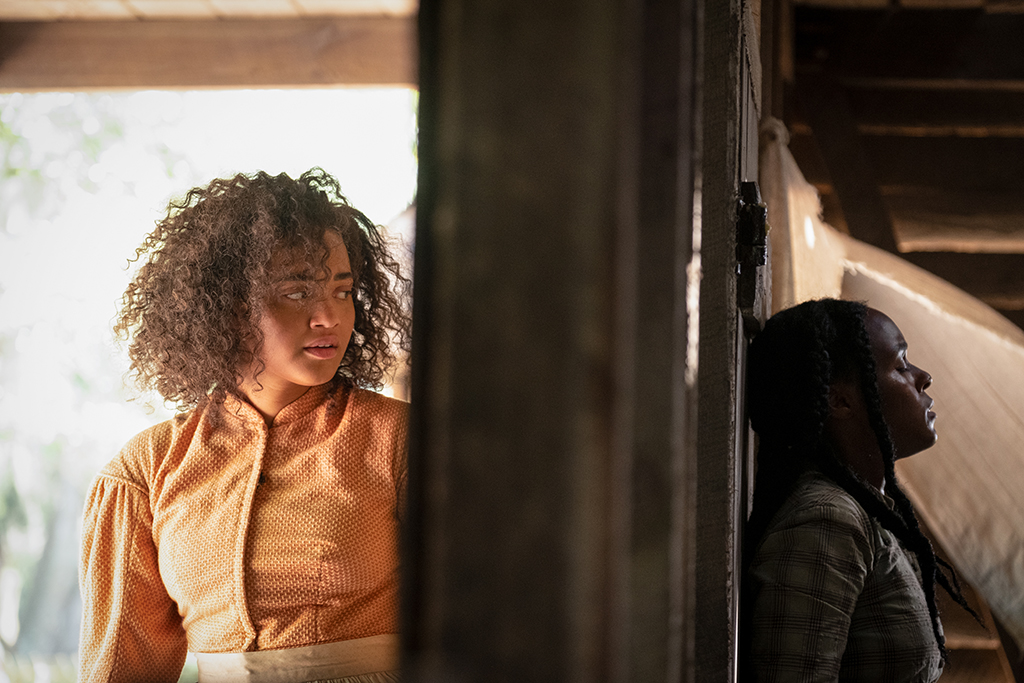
left=758, top=117, right=1024, bottom=649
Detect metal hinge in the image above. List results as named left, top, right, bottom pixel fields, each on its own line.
left=736, top=180, right=769, bottom=335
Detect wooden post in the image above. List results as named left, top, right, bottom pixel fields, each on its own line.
left=405, top=0, right=702, bottom=679
left=695, top=0, right=765, bottom=680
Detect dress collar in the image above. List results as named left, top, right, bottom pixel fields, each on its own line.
left=221, top=382, right=338, bottom=428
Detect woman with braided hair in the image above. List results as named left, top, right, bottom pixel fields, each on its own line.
left=79, top=169, right=411, bottom=682
left=742, top=298, right=974, bottom=682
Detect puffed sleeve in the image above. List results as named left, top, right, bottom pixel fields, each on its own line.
left=746, top=495, right=875, bottom=682
left=79, top=473, right=187, bottom=683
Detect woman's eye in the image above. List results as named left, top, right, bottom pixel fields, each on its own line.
left=285, top=291, right=307, bottom=301
left=335, top=290, right=352, bottom=301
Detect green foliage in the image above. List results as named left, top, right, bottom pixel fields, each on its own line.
left=0, top=92, right=185, bottom=657
left=1, top=653, right=77, bottom=682
left=0, top=468, right=26, bottom=541
left=0, top=93, right=182, bottom=232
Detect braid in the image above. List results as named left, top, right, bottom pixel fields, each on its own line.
left=746, top=298, right=978, bottom=664
left=746, top=300, right=862, bottom=551
left=745, top=302, right=834, bottom=562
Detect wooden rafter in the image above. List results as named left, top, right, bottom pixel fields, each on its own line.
left=0, top=17, right=416, bottom=90
left=796, top=74, right=900, bottom=252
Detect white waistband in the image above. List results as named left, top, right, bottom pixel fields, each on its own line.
left=195, top=634, right=399, bottom=683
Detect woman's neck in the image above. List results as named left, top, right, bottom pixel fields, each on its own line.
left=824, top=419, right=887, bottom=492
left=238, top=381, right=310, bottom=426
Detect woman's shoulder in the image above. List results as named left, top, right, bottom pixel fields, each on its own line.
left=99, top=410, right=202, bottom=489
left=775, top=470, right=874, bottom=533
left=757, top=470, right=879, bottom=565
left=340, top=388, right=409, bottom=468
left=347, top=386, right=409, bottom=421
left=348, top=385, right=408, bottom=407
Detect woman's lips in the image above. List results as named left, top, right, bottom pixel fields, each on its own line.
left=304, top=341, right=338, bottom=360
left=305, top=347, right=336, bottom=360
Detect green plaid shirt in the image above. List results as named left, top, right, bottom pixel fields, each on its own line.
left=746, top=471, right=943, bottom=682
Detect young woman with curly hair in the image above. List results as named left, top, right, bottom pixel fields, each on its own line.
left=741, top=298, right=975, bottom=682
left=79, top=169, right=412, bottom=683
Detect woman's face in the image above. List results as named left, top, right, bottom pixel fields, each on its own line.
left=865, top=308, right=937, bottom=459
left=246, top=231, right=356, bottom=406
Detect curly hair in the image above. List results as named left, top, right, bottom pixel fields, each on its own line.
left=744, top=298, right=974, bottom=662
left=116, top=168, right=411, bottom=411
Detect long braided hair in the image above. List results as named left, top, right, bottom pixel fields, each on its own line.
left=744, top=298, right=974, bottom=661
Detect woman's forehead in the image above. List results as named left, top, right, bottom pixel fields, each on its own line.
left=866, top=308, right=907, bottom=353
left=268, top=230, right=348, bottom=270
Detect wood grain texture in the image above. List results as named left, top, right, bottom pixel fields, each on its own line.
left=0, top=17, right=415, bottom=89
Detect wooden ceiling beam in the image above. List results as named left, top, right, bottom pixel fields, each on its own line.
left=835, top=76, right=1024, bottom=92
left=886, top=188, right=1024, bottom=253
left=789, top=129, right=1024, bottom=193
left=794, top=7, right=1024, bottom=80
left=790, top=88, right=1024, bottom=135
left=796, top=73, right=899, bottom=251
left=865, top=136, right=1024, bottom=191
left=902, top=252, right=1024, bottom=307
left=792, top=120, right=1024, bottom=138
left=794, top=0, right=1024, bottom=8
left=789, top=6, right=1024, bottom=325
left=0, top=17, right=416, bottom=90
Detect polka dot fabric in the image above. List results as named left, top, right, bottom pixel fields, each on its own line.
left=79, top=384, right=408, bottom=683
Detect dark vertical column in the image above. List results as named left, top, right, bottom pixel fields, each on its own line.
left=406, top=0, right=701, bottom=681
left=625, top=0, right=702, bottom=682
left=696, top=0, right=753, bottom=681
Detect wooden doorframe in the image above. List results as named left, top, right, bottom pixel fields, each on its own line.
left=694, top=0, right=767, bottom=680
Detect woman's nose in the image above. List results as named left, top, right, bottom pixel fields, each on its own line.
left=917, top=365, right=932, bottom=391
left=309, top=295, right=340, bottom=328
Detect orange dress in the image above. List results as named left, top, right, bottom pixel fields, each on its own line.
left=78, top=383, right=407, bottom=683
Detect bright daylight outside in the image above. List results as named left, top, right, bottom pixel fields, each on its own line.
left=0, top=88, right=418, bottom=681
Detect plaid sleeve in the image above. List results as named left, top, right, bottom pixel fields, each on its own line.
left=747, top=495, right=875, bottom=682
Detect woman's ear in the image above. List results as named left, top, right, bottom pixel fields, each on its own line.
left=827, top=380, right=861, bottom=420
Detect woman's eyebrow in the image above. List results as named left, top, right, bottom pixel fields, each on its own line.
left=273, top=272, right=315, bottom=283
left=274, top=270, right=353, bottom=283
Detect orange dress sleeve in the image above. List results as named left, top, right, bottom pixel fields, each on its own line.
left=79, top=473, right=187, bottom=683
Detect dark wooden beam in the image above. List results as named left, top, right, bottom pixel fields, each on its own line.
left=0, top=17, right=415, bottom=90
left=842, top=88, right=1024, bottom=133
left=903, top=252, right=1024, bottom=307
left=836, top=77, right=1024, bottom=92
left=794, top=7, right=1024, bottom=81
left=790, top=128, right=1024, bottom=194
left=796, top=74, right=899, bottom=251
left=811, top=184, right=1024, bottom=247
left=993, top=308, right=1024, bottom=331
left=885, top=188, right=1024, bottom=250
left=859, top=136, right=1024, bottom=193
left=789, top=88, right=1024, bottom=137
